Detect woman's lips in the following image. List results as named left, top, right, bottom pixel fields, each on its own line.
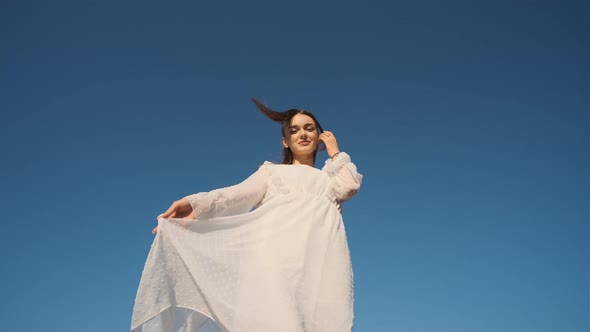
left=299, top=141, right=310, bottom=146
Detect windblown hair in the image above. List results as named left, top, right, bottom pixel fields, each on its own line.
left=252, top=98, right=324, bottom=165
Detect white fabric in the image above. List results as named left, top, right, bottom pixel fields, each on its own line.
left=131, top=153, right=362, bottom=332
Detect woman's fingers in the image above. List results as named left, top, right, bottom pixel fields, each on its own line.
left=155, top=202, right=177, bottom=232
left=319, top=131, right=339, bottom=157
left=160, top=202, right=178, bottom=219
left=319, top=131, right=335, bottom=141
left=154, top=199, right=196, bottom=232
left=153, top=210, right=195, bottom=234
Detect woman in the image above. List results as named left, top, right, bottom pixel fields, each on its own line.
left=131, top=99, right=363, bottom=332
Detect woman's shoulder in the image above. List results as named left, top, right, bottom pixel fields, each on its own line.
left=254, top=161, right=277, bottom=174
left=258, top=161, right=276, bottom=171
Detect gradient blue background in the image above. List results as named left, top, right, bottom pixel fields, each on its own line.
left=1, top=1, right=588, bottom=331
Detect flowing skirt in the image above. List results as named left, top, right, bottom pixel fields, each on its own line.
left=131, top=194, right=353, bottom=332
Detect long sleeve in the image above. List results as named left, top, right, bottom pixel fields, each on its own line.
left=322, top=152, right=363, bottom=202
left=183, top=165, right=268, bottom=219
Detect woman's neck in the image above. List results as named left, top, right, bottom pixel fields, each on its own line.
left=291, top=155, right=315, bottom=167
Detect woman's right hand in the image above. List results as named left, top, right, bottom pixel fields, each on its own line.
left=152, top=198, right=196, bottom=233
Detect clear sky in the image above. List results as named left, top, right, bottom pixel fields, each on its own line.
left=1, top=1, right=588, bottom=331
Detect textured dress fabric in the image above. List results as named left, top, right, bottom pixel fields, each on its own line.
left=131, top=153, right=363, bottom=332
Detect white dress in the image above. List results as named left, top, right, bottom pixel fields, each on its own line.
left=131, top=152, right=363, bottom=332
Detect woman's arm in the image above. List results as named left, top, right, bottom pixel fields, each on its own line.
left=183, top=165, right=268, bottom=219
left=322, top=152, right=363, bottom=201
left=152, top=165, right=268, bottom=233
left=319, top=131, right=363, bottom=201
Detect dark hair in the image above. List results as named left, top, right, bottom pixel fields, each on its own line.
left=252, top=98, right=325, bottom=164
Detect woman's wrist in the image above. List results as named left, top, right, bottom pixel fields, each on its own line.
left=330, top=151, right=341, bottom=159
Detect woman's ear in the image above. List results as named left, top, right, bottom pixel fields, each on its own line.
left=282, top=137, right=289, bottom=149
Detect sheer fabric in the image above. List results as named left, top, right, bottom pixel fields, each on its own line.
left=131, top=153, right=362, bottom=332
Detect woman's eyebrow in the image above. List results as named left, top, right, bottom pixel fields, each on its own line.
left=290, top=123, right=315, bottom=128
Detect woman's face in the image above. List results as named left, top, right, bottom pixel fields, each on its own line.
left=283, top=113, right=319, bottom=157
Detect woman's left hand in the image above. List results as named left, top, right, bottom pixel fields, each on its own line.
left=319, top=131, right=340, bottom=158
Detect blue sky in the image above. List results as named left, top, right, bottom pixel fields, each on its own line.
left=1, top=1, right=588, bottom=331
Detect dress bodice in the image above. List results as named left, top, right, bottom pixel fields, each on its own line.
left=263, top=163, right=333, bottom=202
left=184, top=152, right=362, bottom=220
